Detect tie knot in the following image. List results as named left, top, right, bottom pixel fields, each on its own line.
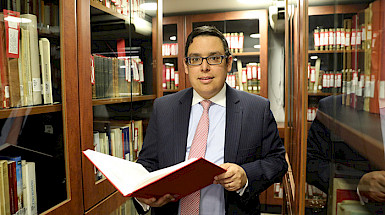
left=200, top=100, right=211, bottom=110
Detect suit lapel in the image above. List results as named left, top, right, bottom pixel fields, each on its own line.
left=174, top=89, right=193, bottom=164
left=225, top=86, right=243, bottom=163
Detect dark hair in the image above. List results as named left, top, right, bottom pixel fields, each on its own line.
left=184, top=26, right=231, bottom=58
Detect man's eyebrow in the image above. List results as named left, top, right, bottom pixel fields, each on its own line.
left=188, top=51, right=223, bottom=57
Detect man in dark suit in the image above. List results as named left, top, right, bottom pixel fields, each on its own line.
left=134, top=26, right=287, bottom=215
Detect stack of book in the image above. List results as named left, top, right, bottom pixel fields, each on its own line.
left=232, top=59, right=261, bottom=93
left=162, top=63, right=178, bottom=90
left=162, top=43, right=178, bottom=56
left=224, top=32, right=244, bottom=53
left=91, top=55, right=143, bottom=99
left=93, top=120, right=144, bottom=180
left=0, top=11, right=54, bottom=109
left=91, top=0, right=145, bottom=19
left=0, top=157, right=37, bottom=215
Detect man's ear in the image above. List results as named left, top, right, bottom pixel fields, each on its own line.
left=184, top=59, right=189, bottom=75
left=226, top=55, right=233, bottom=73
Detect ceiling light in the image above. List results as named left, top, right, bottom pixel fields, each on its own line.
left=250, top=33, right=260, bottom=38
left=310, top=56, right=318, bottom=60
left=169, top=36, right=177, bottom=41
left=140, top=2, right=157, bottom=11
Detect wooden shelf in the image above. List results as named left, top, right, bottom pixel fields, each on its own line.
left=317, top=107, right=385, bottom=168
left=163, top=89, right=179, bottom=93
left=163, top=55, right=178, bottom=58
left=308, top=92, right=341, bottom=96
left=0, top=104, right=62, bottom=119
left=232, top=52, right=260, bottom=56
left=92, top=95, right=156, bottom=106
left=90, top=1, right=129, bottom=22
left=308, top=49, right=364, bottom=54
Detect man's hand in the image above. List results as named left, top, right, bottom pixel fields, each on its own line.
left=358, top=171, right=385, bottom=202
left=136, top=194, right=176, bottom=208
left=213, top=163, right=247, bottom=191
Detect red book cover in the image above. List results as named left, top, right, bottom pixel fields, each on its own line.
left=0, top=14, right=9, bottom=108
left=83, top=149, right=226, bottom=199
left=7, top=161, right=18, bottom=214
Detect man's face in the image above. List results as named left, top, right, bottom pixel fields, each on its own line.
left=184, top=35, right=233, bottom=99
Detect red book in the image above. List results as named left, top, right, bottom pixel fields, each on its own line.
left=83, top=149, right=226, bottom=199
left=0, top=15, right=9, bottom=108
left=7, top=161, right=18, bottom=214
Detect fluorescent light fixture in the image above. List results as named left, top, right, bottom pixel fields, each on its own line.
left=140, top=2, right=157, bottom=10
left=310, top=56, right=318, bottom=60
left=129, top=17, right=152, bottom=35
left=4, top=16, right=32, bottom=23
left=253, top=45, right=261, bottom=49
left=237, top=0, right=272, bottom=4
left=250, top=33, right=260, bottom=38
left=170, top=36, right=177, bottom=41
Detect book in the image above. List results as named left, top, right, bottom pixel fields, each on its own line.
left=20, top=14, right=42, bottom=105
left=83, top=149, right=226, bottom=199
left=21, top=161, right=37, bottom=215
left=39, top=38, right=53, bottom=104
left=0, top=160, right=11, bottom=215
left=1, top=156, right=22, bottom=212
left=0, top=13, right=10, bottom=108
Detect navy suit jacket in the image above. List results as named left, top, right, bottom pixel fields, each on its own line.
left=135, top=85, right=288, bottom=215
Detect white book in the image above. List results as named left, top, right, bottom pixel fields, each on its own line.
left=19, top=28, right=33, bottom=106
left=22, top=161, right=37, bottom=215
left=39, top=38, right=53, bottom=104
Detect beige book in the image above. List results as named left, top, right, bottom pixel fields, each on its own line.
left=21, top=14, right=42, bottom=105
left=39, top=38, right=53, bottom=104
left=22, top=161, right=37, bottom=215
left=0, top=160, right=10, bottom=215
left=20, top=28, right=33, bottom=106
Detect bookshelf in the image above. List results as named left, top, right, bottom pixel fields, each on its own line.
left=185, top=10, right=269, bottom=98
left=78, top=0, right=161, bottom=213
left=0, top=0, right=83, bottom=214
left=284, top=1, right=385, bottom=214
left=158, top=15, right=186, bottom=96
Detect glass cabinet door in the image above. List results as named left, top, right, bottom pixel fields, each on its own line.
left=285, top=0, right=385, bottom=214
left=0, top=1, right=82, bottom=214
left=78, top=0, right=159, bottom=212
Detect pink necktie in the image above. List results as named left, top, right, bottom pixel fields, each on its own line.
left=180, top=100, right=211, bottom=215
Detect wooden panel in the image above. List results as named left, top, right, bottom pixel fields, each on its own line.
left=308, top=4, right=368, bottom=16
left=78, top=0, right=117, bottom=210
left=0, top=104, right=62, bottom=119
left=85, top=192, right=130, bottom=215
left=44, top=0, right=83, bottom=214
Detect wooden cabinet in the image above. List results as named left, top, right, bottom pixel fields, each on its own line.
left=77, top=0, right=161, bottom=214
left=0, top=1, right=83, bottom=214
left=284, top=1, right=385, bottom=214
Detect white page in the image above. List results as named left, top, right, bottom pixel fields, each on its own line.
left=83, top=150, right=149, bottom=195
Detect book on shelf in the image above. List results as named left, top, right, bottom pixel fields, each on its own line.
left=21, top=161, right=37, bottom=215
left=369, top=1, right=380, bottom=114
left=0, top=13, right=10, bottom=108
left=0, top=160, right=10, bottom=215
left=1, top=156, right=23, bottom=213
left=83, top=149, right=226, bottom=199
left=39, top=38, right=53, bottom=104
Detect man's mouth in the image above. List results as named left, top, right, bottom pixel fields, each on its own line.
left=198, top=77, right=214, bottom=80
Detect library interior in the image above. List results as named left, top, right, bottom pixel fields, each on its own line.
left=0, top=0, right=385, bottom=214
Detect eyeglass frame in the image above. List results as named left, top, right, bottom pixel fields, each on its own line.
left=184, top=55, right=228, bottom=66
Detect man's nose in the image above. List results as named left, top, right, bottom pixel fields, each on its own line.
left=201, top=58, right=210, bottom=71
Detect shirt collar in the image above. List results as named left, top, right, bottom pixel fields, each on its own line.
left=192, top=84, right=226, bottom=107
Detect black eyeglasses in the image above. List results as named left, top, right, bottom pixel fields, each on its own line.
left=185, top=55, right=227, bottom=66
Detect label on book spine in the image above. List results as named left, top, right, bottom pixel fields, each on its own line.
left=32, top=78, right=41, bottom=92
left=4, top=10, right=20, bottom=58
